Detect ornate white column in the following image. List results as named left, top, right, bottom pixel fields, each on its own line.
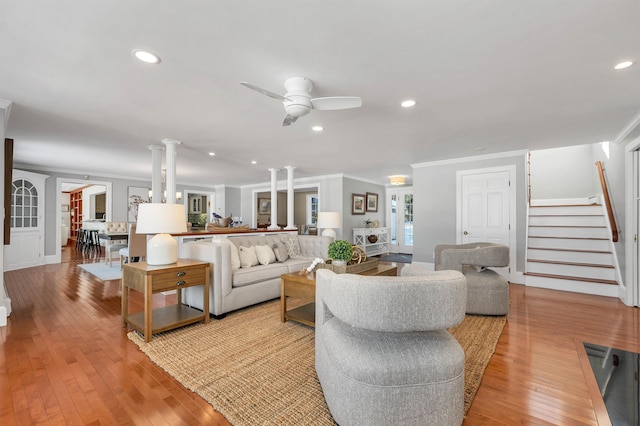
left=149, top=145, right=163, bottom=203
left=162, top=139, right=181, bottom=204
left=268, top=168, right=279, bottom=230
left=285, top=166, right=297, bottom=230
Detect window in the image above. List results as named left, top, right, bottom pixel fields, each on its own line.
left=306, top=194, right=318, bottom=225
left=11, top=179, right=38, bottom=228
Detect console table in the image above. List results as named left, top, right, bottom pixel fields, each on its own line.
left=122, top=259, right=210, bottom=342
left=353, top=227, right=390, bottom=256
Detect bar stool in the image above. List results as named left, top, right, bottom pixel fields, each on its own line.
left=76, top=229, right=85, bottom=252
left=86, top=230, right=101, bottom=256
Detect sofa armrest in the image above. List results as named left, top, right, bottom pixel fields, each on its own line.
left=179, top=241, right=233, bottom=315
left=435, top=243, right=509, bottom=271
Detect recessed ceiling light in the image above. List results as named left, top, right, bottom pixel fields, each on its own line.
left=312, top=126, right=324, bottom=132
left=251, top=160, right=257, bottom=164
left=401, top=99, right=417, bottom=108
left=208, top=152, right=215, bottom=156
left=614, top=61, right=633, bottom=70
left=132, top=49, right=161, bottom=64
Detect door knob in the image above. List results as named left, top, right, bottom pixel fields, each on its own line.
left=463, top=231, right=469, bottom=235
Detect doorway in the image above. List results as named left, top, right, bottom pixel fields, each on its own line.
left=387, top=187, right=413, bottom=254
left=184, top=190, right=215, bottom=229
left=456, top=166, right=516, bottom=279
left=56, top=178, right=113, bottom=264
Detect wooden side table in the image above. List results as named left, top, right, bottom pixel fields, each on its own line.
left=122, top=259, right=210, bottom=342
left=281, top=263, right=398, bottom=327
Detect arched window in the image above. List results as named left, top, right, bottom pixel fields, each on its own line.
left=11, top=179, right=38, bottom=228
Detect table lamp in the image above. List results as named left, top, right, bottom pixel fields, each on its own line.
left=136, top=203, right=187, bottom=265
left=317, top=212, right=340, bottom=239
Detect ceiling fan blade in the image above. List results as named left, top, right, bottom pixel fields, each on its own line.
left=282, top=114, right=299, bottom=126
left=310, top=96, right=362, bottom=110
left=240, top=82, right=287, bottom=101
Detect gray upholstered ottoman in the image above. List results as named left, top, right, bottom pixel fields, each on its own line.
left=462, top=265, right=509, bottom=315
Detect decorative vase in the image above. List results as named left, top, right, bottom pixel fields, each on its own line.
left=332, top=259, right=347, bottom=266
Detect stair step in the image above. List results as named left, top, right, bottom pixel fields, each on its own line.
left=526, top=260, right=616, bottom=281
left=528, top=236, right=610, bottom=251
left=529, top=205, right=603, bottom=216
left=529, top=215, right=606, bottom=226
left=524, top=272, right=617, bottom=285
left=527, top=259, right=614, bottom=269
left=527, top=247, right=613, bottom=265
left=528, top=225, right=609, bottom=238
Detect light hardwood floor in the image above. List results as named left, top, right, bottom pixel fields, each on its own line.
left=1, top=244, right=638, bottom=425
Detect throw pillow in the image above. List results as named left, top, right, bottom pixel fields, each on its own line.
left=255, top=245, right=276, bottom=265
left=225, top=239, right=241, bottom=270
left=238, top=246, right=259, bottom=268
left=272, top=242, right=289, bottom=262
left=280, top=233, right=301, bottom=258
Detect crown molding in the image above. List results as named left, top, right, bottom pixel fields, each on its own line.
left=614, top=109, right=640, bottom=145
left=411, top=149, right=529, bottom=169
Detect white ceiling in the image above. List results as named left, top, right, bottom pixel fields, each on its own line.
left=1, top=1, right=639, bottom=187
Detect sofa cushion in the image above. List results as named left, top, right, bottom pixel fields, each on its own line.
left=232, top=263, right=290, bottom=287
left=239, top=245, right=259, bottom=268
left=281, top=233, right=302, bottom=257
left=285, top=257, right=317, bottom=273
left=273, top=241, right=289, bottom=262
left=255, top=244, right=276, bottom=265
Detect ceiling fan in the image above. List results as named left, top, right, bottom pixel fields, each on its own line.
left=240, top=77, right=362, bottom=126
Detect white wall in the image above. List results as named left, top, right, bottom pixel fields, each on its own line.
left=412, top=152, right=528, bottom=272
left=530, top=144, right=598, bottom=199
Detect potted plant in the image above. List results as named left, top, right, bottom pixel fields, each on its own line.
left=328, top=240, right=353, bottom=266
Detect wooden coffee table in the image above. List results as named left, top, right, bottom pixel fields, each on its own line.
left=280, top=263, right=398, bottom=327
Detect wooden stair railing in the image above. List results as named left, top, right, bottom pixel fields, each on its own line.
left=596, top=161, right=618, bottom=242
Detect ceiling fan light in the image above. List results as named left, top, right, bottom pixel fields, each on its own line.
left=401, top=99, right=416, bottom=108
left=390, top=176, right=405, bottom=185
left=132, top=49, right=161, bottom=64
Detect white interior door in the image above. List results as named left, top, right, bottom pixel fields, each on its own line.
left=387, top=188, right=413, bottom=254
left=4, top=170, right=47, bottom=271
left=458, top=167, right=514, bottom=278
left=461, top=171, right=510, bottom=244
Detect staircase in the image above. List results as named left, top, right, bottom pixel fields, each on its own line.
left=524, top=204, right=619, bottom=297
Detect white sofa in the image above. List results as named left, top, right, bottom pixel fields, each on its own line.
left=179, top=233, right=332, bottom=318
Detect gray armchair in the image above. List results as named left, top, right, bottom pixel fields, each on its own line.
left=315, top=268, right=467, bottom=426
left=435, top=242, right=509, bottom=315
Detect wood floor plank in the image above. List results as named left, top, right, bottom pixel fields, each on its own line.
left=2, top=243, right=639, bottom=425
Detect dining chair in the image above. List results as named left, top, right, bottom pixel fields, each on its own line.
left=119, top=223, right=147, bottom=268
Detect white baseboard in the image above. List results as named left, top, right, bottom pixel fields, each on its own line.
left=45, top=254, right=60, bottom=264
left=0, top=306, right=6, bottom=326
left=510, top=271, right=525, bottom=285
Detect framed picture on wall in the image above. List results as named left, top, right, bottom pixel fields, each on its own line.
left=352, top=193, right=365, bottom=215
left=366, top=192, right=378, bottom=212
left=258, top=198, right=271, bottom=214
left=61, top=204, right=69, bottom=212
left=128, top=186, right=150, bottom=222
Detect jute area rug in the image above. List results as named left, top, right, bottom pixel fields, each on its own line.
left=128, top=299, right=506, bottom=425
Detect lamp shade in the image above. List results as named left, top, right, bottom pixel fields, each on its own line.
left=317, top=212, right=340, bottom=239
left=136, top=203, right=187, bottom=265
